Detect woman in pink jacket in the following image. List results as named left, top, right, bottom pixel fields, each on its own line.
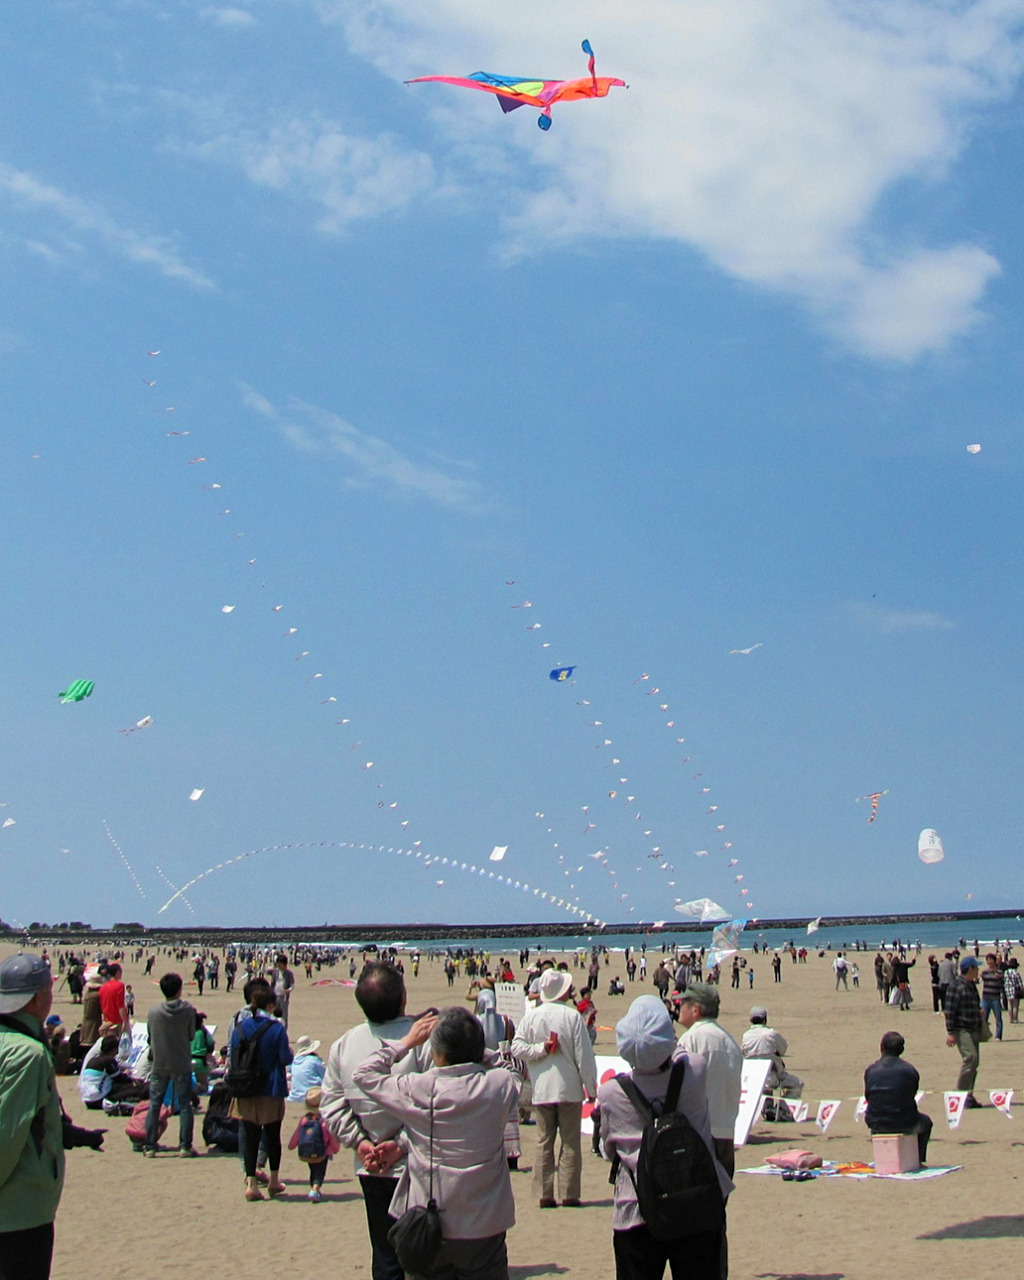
left=353, top=1007, right=520, bottom=1280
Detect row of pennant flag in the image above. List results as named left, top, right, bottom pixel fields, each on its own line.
left=769, top=1088, right=1014, bottom=1132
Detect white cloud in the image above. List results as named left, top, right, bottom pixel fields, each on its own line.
left=184, top=114, right=435, bottom=233
left=241, top=387, right=488, bottom=511
left=200, top=6, right=256, bottom=26
left=313, top=0, right=1024, bottom=360
left=846, top=602, right=955, bottom=633
left=0, top=161, right=215, bottom=290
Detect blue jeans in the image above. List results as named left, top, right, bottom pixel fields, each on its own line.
left=146, top=1071, right=194, bottom=1149
left=982, top=995, right=1003, bottom=1039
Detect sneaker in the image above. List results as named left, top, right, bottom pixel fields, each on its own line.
left=142, top=1148, right=156, bottom=1158
left=308, top=1188, right=322, bottom=1203
left=178, top=1147, right=199, bottom=1158
left=539, top=1198, right=558, bottom=1208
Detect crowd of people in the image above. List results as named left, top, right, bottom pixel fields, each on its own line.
left=3, top=933, right=1020, bottom=1280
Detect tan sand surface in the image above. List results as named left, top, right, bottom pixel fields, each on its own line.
left=6, top=939, right=1022, bottom=1280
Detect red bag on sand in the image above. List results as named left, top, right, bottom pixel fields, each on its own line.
left=765, top=1150, right=822, bottom=1170
left=125, top=1100, right=170, bottom=1143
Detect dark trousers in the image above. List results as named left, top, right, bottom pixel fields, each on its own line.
left=0, top=1222, right=55, bottom=1280
left=613, top=1226, right=721, bottom=1280
left=409, top=1233, right=508, bottom=1280
left=307, top=1158, right=328, bottom=1186
left=242, top=1119, right=282, bottom=1175
left=359, top=1174, right=403, bottom=1280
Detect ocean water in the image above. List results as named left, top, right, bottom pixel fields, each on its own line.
left=389, top=915, right=1024, bottom=956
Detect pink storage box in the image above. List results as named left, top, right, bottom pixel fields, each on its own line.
left=871, top=1133, right=920, bottom=1174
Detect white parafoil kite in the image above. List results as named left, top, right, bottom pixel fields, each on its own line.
left=807, top=916, right=822, bottom=934
left=674, top=897, right=730, bottom=923
left=706, top=918, right=746, bottom=969
left=918, top=828, right=945, bottom=864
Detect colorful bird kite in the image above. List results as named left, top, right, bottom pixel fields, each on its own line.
left=856, top=789, right=890, bottom=823
left=407, top=39, right=625, bottom=130
left=58, top=679, right=94, bottom=704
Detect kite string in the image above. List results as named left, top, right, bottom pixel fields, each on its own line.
left=155, top=839, right=603, bottom=925
left=102, top=821, right=147, bottom=902
left=154, top=864, right=195, bottom=916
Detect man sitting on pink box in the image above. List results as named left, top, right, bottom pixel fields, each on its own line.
left=864, top=1031, right=932, bottom=1164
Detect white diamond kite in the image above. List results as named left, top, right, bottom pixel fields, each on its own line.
left=674, top=897, right=730, bottom=923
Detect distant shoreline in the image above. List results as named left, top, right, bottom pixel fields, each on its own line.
left=3, top=906, right=1022, bottom=945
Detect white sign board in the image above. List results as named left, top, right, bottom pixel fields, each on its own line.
left=581, top=1055, right=631, bottom=1135
left=734, top=1058, right=772, bottom=1147
left=494, top=982, right=527, bottom=1025
left=579, top=1053, right=771, bottom=1148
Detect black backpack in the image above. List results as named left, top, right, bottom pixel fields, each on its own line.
left=613, top=1059, right=725, bottom=1241
left=225, top=1019, right=272, bottom=1098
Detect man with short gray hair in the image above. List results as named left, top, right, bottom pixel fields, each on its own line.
left=675, top=983, right=742, bottom=1176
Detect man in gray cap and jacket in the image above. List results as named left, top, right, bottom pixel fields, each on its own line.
left=676, top=983, right=742, bottom=1176
left=0, top=953, right=65, bottom=1279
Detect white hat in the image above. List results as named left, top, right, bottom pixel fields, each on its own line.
left=539, top=970, right=573, bottom=1002
left=293, top=1034, right=321, bottom=1056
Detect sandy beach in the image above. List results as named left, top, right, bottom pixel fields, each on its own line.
left=9, top=939, right=1022, bottom=1280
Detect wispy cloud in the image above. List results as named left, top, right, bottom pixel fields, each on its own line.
left=168, top=92, right=436, bottom=234
left=0, top=161, right=215, bottom=290
left=199, top=6, right=256, bottom=27
left=242, top=387, right=488, bottom=512
left=314, top=0, right=1024, bottom=361
left=845, top=602, right=955, bottom=634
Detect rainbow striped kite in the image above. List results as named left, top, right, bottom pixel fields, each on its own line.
left=407, top=39, right=625, bottom=130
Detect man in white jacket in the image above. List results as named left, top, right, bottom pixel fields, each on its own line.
left=511, top=968, right=597, bottom=1208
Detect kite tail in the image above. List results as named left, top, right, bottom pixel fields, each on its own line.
left=582, top=38, right=597, bottom=92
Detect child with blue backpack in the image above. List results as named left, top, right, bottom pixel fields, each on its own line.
left=287, top=1086, right=340, bottom=1202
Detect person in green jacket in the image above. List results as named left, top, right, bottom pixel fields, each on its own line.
left=0, top=953, right=65, bottom=1280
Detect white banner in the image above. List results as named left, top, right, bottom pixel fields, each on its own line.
left=494, top=981, right=526, bottom=1024
left=816, top=1100, right=841, bottom=1133
left=989, top=1088, right=1014, bottom=1117
left=734, top=1059, right=772, bottom=1147
left=944, top=1091, right=969, bottom=1130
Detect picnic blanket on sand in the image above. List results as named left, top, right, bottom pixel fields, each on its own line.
left=739, top=1161, right=962, bottom=1181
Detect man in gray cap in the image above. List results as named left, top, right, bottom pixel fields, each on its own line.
left=740, top=1006, right=803, bottom=1098
left=0, top=953, right=65, bottom=1279
left=944, top=955, right=984, bottom=1107
left=675, top=983, right=742, bottom=1176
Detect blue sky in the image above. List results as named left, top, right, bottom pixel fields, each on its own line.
left=2, top=1, right=1024, bottom=929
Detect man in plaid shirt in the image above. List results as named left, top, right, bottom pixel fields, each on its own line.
left=944, top=956, right=983, bottom=1108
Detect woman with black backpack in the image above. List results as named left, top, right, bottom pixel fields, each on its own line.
left=227, top=978, right=293, bottom=1201
left=595, top=996, right=733, bottom=1280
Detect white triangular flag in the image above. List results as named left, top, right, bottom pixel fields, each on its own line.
left=853, top=1096, right=868, bottom=1123
left=989, top=1088, right=1014, bottom=1117
left=816, top=1100, right=841, bottom=1133
left=944, top=1091, right=969, bottom=1129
